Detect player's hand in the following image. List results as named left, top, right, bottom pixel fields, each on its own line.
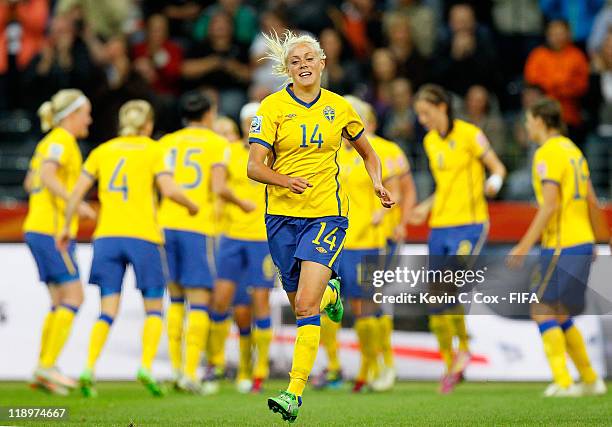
left=187, top=203, right=199, bottom=216
left=56, top=228, right=71, bottom=252
left=394, top=223, right=407, bottom=242
left=239, top=199, right=257, bottom=213
left=484, top=174, right=504, bottom=198
left=371, top=209, right=385, bottom=226
left=407, top=203, right=429, bottom=225
left=287, top=176, right=312, bottom=194
left=375, top=185, right=394, bottom=208
left=77, top=201, right=97, bottom=220
left=506, top=244, right=529, bottom=270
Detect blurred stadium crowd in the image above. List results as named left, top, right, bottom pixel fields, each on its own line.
left=1, top=0, right=612, bottom=200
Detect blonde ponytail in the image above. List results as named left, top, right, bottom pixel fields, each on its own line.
left=262, top=30, right=326, bottom=83
left=119, top=100, right=154, bottom=136
left=37, top=89, right=88, bottom=132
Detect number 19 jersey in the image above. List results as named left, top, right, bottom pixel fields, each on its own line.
left=83, top=136, right=170, bottom=244
left=249, top=85, right=364, bottom=218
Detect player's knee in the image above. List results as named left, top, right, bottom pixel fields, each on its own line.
left=294, top=295, right=318, bottom=318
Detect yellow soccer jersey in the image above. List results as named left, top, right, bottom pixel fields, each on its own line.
left=424, top=119, right=489, bottom=228
left=338, top=144, right=391, bottom=250
left=532, top=136, right=594, bottom=248
left=224, top=141, right=267, bottom=241
left=370, top=135, right=411, bottom=240
left=23, top=127, right=83, bottom=237
left=83, top=136, right=170, bottom=244
left=158, top=127, right=229, bottom=236
left=248, top=85, right=364, bottom=218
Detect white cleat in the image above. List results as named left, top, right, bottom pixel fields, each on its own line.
left=202, top=380, right=220, bottom=395
left=177, top=376, right=203, bottom=394
left=543, top=383, right=581, bottom=397
left=236, top=379, right=253, bottom=394
left=577, top=378, right=607, bottom=396
left=371, top=367, right=396, bottom=392
left=33, top=368, right=70, bottom=396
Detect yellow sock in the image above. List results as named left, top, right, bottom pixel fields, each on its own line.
left=364, top=317, right=380, bottom=381
left=320, top=314, right=341, bottom=373
left=141, top=312, right=163, bottom=371
left=183, top=306, right=210, bottom=380
left=40, top=304, right=78, bottom=368
left=448, top=311, right=470, bottom=352
left=429, top=314, right=453, bottom=372
left=238, top=328, right=252, bottom=381
left=208, top=312, right=231, bottom=368
left=354, top=317, right=371, bottom=382
left=166, top=298, right=185, bottom=373
left=319, top=282, right=338, bottom=312
left=561, top=318, right=598, bottom=384
left=539, top=320, right=572, bottom=387
left=287, top=315, right=321, bottom=397
left=253, top=317, right=273, bottom=380
left=86, top=314, right=113, bottom=370
left=38, top=308, right=56, bottom=365
left=379, top=314, right=394, bottom=367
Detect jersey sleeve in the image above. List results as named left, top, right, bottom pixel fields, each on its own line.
left=468, top=129, right=491, bottom=159
left=211, top=138, right=230, bottom=167
left=534, top=147, right=564, bottom=184
left=43, top=139, right=70, bottom=167
left=390, top=144, right=410, bottom=176
left=248, top=102, right=277, bottom=150
left=152, top=144, right=173, bottom=177
left=342, top=101, right=365, bottom=141
left=82, top=147, right=100, bottom=180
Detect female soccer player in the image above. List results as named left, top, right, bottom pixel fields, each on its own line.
left=247, top=30, right=393, bottom=422
left=23, top=89, right=95, bottom=394
left=158, top=91, right=232, bottom=394
left=507, top=98, right=607, bottom=397
left=206, top=102, right=275, bottom=395
left=57, top=100, right=198, bottom=397
left=410, top=84, right=506, bottom=394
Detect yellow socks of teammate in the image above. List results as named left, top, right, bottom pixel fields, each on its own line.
left=448, top=311, right=470, bottom=352
left=40, top=304, right=78, bottom=369
left=184, top=305, right=210, bottom=380
left=429, top=314, right=453, bottom=372
left=86, top=313, right=113, bottom=370
left=319, top=282, right=338, bottom=312
left=238, top=327, right=253, bottom=380
left=287, top=315, right=321, bottom=397
left=38, top=307, right=56, bottom=365
left=253, top=317, right=273, bottom=379
left=377, top=313, right=394, bottom=368
left=166, top=297, right=185, bottom=374
left=354, top=316, right=378, bottom=383
left=208, top=311, right=232, bottom=368
left=320, top=314, right=341, bottom=374
left=538, top=320, right=572, bottom=388
left=561, top=318, right=598, bottom=384
left=141, top=311, right=163, bottom=371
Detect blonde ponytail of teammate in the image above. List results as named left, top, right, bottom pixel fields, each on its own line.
left=119, top=100, right=154, bottom=136
left=37, top=89, right=88, bottom=132
left=262, top=30, right=326, bottom=83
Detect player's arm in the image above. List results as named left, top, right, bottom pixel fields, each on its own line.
left=506, top=182, right=560, bottom=268
left=407, top=194, right=434, bottom=225
left=350, top=134, right=394, bottom=208
left=156, top=173, right=199, bottom=215
left=211, top=165, right=255, bottom=213
left=247, top=143, right=312, bottom=194
left=23, top=169, right=34, bottom=194
left=41, top=161, right=96, bottom=219
left=586, top=180, right=610, bottom=243
left=56, top=172, right=95, bottom=251
left=481, top=149, right=507, bottom=197
left=394, top=172, right=418, bottom=240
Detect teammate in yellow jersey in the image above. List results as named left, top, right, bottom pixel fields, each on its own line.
left=205, top=103, right=276, bottom=395
left=157, top=92, right=232, bottom=394
left=23, top=89, right=96, bottom=394
left=247, top=30, right=393, bottom=422
left=410, top=84, right=506, bottom=394
left=57, top=100, right=198, bottom=397
left=507, top=98, right=607, bottom=397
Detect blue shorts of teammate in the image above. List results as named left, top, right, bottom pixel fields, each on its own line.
left=216, top=236, right=275, bottom=306
left=428, top=223, right=487, bottom=270
left=25, top=232, right=80, bottom=285
left=339, top=248, right=380, bottom=299
left=164, top=229, right=215, bottom=289
left=534, top=244, right=593, bottom=314
left=265, top=215, right=348, bottom=293
left=89, top=237, right=167, bottom=298
left=384, top=238, right=400, bottom=270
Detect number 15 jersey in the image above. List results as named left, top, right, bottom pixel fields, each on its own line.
left=249, top=85, right=364, bottom=218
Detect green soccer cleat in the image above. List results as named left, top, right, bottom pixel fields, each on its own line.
left=324, top=278, right=343, bottom=323
left=137, top=367, right=165, bottom=397
left=79, top=368, right=98, bottom=398
left=267, top=391, right=300, bottom=423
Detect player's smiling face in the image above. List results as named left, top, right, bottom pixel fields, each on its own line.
left=69, top=101, right=92, bottom=139
left=288, top=43, right=325, bottom=88
left=415, top=100, right=442, bottom=132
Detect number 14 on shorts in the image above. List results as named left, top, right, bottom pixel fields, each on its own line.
left=312, top=222, right=338, bottom=251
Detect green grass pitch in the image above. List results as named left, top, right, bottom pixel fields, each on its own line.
left=1, top=380, right=610, bottom=426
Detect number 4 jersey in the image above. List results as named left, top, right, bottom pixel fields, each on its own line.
left=83, top=136, right=170, bottom=244
left=158, top=127, right=229, bottom=236
left=249, top=85, right=365, bottom=218
left=532, top=135, right=594, bottom=248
